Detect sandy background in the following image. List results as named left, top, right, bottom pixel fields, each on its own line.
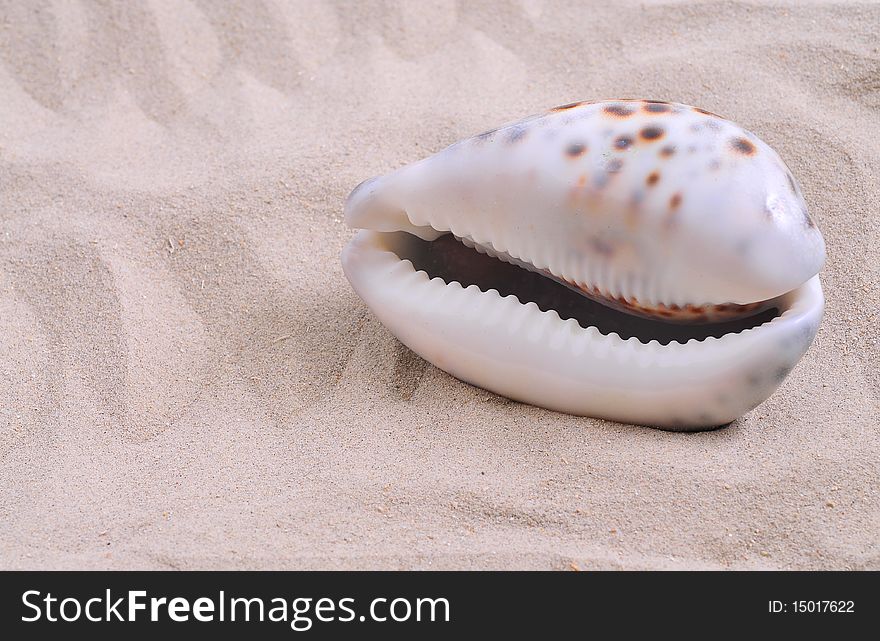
left=0, top=0, right=877, bottom=570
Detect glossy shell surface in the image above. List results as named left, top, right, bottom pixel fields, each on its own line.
left=342, top=100, right=826, bottom=429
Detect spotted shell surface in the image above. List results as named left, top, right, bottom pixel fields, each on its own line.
left=347, top=99, right=825, bottom=310
left=341, top=99, right=826, bottom=429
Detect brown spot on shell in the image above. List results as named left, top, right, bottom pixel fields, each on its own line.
left=566, top=142, right=587, bottom=158
left=551, top=101, right=586, bottom=112
left=506, top=127, right=527, bottom=143
left=614, top=135, right=634, bottom=150
left=659, top=145, right=676, bottom=158
left=730, top=137, right=757, bottom=155
left=640, top=126, right=664, bottom=142
left=670, top=193, right=682, bottom=210
left=603, top=104, right=635, bottom=118
left=643, top=102, right=672, bottom=113
left=646, top=171, right=660, bottom=186
left=590, top=238, right=614, bottom=256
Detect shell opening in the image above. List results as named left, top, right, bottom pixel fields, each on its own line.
left=382, top=230, right=781, bottom=345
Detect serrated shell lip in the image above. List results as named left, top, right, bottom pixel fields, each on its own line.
left=341, top=229, right=824, bottom=428
left=354, top=206, right=798, bottom=316
left=341, top=230, right=822, bottom=350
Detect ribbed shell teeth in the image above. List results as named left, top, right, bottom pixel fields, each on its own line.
left=409, top=206, right=779, bottom=322
left=440, top=230, right=781, bottom=323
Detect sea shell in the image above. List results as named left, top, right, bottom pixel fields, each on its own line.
left=341, top=99, right=825, bottom=430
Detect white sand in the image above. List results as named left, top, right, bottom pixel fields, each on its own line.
left=0, top=0, right=877, bottom=569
